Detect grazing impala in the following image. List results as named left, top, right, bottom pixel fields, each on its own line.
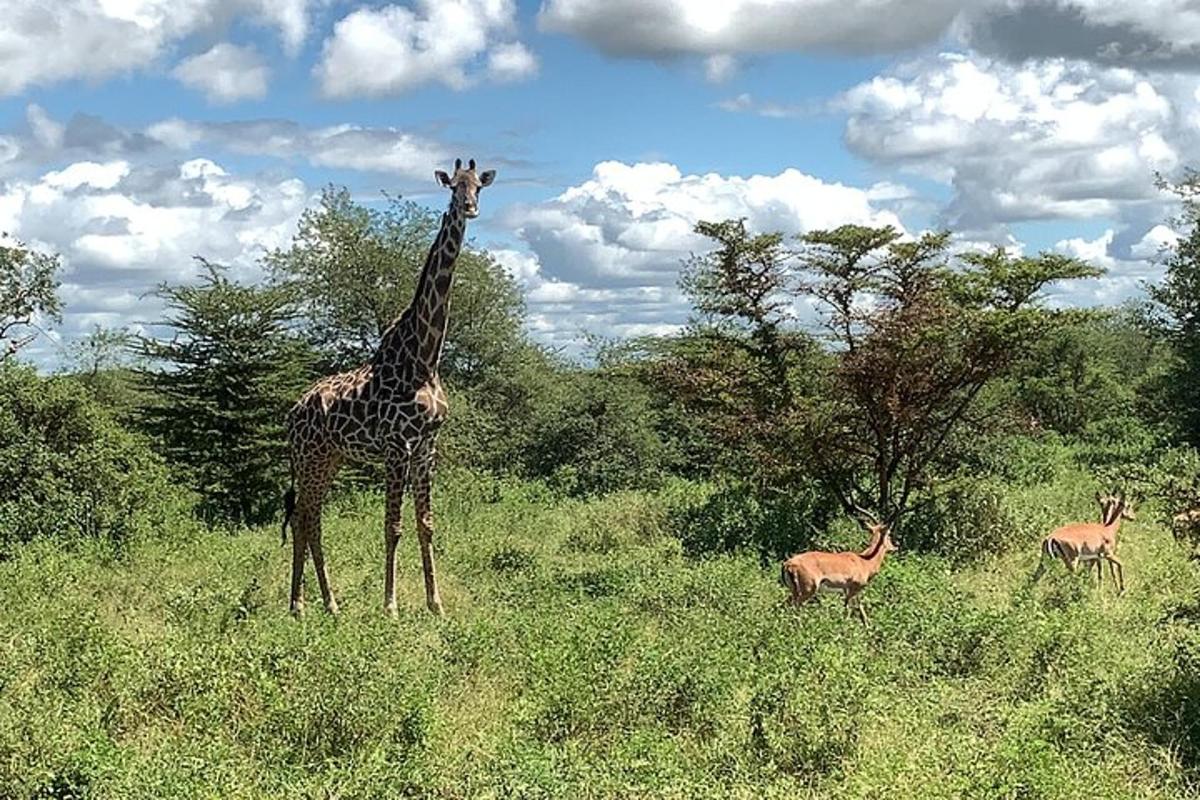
left=1034, top=492, right=1135, bottom=593
left=780, top=513, right=898, bottom=625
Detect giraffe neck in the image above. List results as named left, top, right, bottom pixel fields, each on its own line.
left=380, top=201, right=467, bottom=378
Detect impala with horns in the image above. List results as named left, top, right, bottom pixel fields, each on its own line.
left=1034, top=491, right=1135, bottom=593
left=779, top=508, right=898, bottom=625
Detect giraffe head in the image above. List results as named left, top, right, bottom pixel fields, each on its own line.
left=434, top=158, right=495, bottom=219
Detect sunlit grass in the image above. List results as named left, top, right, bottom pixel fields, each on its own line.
left=2, top=472, right=1198, bottom=798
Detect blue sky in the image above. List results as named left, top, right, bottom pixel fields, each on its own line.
left=1, top=0, right=1195, bottom=362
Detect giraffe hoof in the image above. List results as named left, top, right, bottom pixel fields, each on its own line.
left=326, top=601, right=340, bottom=616
left=385, top=603, right=398, bottom=618
left=427, top=599, right=444, bottom=616
left=290, top=601, right=305, bottom=619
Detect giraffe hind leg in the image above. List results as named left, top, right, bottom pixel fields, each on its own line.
left=291, top=452, right=341, bottom=616
left=289, top=514, right=307, bottom=617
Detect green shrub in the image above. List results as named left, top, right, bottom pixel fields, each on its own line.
left=670, top=479, right=839, bottom=562
left=522, top=370, right=672, bottom=497
left=0, top=363, right=175, bottom=553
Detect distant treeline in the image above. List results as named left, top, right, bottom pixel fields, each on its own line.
left=2, top=173, right=1198, bottom=560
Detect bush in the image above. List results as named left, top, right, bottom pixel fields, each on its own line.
left=670, top=479, right=839, bottom=563
left=521, top=370, right=672, bottom=497
left=0, top=363, right=174, bottom=553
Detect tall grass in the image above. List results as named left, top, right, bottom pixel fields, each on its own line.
left=2, top=469, right=1199, bottom=798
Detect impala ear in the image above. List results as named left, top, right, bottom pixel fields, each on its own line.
left=479, top=169, right=495, bottom=187
left=435, top=170, right=451, bottom=187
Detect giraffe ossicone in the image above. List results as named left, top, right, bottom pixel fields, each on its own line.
left=281, top=158, right=496, bottom=617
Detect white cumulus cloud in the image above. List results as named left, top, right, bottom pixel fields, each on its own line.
left=146, top=118, right=453, bottom=178
left=495, top=160, right=904, bottom=348
left=504, top=161, right=905, bottom=288
left=315, top=0, right=537, bottom=97
left=0, top=0, right=310, bottom=95
left=538, top=0, right=964, bottom=57
left=172, top=43, right=271, bottom=103
left=839, top=52, right=1193, bottom=235
left=0, top=156, right=311, bottom=358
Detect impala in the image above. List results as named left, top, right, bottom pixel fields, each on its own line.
left=1034, top=492, right=1134, bottom=593
left=780, top=512, right=898, bottom=625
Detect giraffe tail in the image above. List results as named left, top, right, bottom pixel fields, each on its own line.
left=281, top=453, right=296, bottom=546
left=281, top=487, right=295, bottom=546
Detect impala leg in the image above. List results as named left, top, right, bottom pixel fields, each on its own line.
left=785, top=569, right=817, bottom=608
left=1107, top=554, right=1126, bottom=595
left=844, top=587, right=868, bottom=626
left=1030, top=557, right=1048, bottom=583
left=412, top=440, right=443, bottom=615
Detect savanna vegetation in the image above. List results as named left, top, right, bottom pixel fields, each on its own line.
left=3, top=173, right=1200, bottom=798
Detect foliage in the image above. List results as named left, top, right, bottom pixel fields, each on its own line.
left=664, top=220, right=826, bottom=490
left=1, top=470, right=1197, bottom=798
left=136, top=260, right=314, bottom=525
left=796, top=228, right=1097, bottom=522
left=0, top=234, right=61, bottom=361
left=264, top=186, right=527, bottom=384
left=1148, top=170, right=1200, bottom=446
left=0, top=362, right=173, bottom=553
left=670, top=478, right=837, bottom=563
left=517, top=367, right=672, bottom=497
left=675, top=220, right=1099, bottom=531
left=1007, top=308, right=1172, bottom=437
left=61, top=324, right=145, bottom=413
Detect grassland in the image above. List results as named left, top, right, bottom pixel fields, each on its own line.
left=3, top=471, right=1200, bottom=799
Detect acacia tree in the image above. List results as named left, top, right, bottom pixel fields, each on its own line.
left=0, top=235, right=61, bottom=361
left=801, top=227, right=1097, bottom=521
left=1148, top=170, right=1200, bottom=446
left=264, top=185, right=527, bottom=384
left=137, top=260, right=314, bottom=525
left=664, top=220, right=826, bottom=490
left=678, top=220, right=1098, bottom=527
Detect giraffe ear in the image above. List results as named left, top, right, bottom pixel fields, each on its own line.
left=434, top=170, right=452, bottom=187
left=479, top=170, right=495, bottom=187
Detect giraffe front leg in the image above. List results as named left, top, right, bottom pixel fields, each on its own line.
left=412, top=441, right=443, bottom=615
left=384, top=456, right=410, bottom=617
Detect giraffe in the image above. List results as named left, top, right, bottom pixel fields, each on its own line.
left=281, top=158, right=495, bottom=617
